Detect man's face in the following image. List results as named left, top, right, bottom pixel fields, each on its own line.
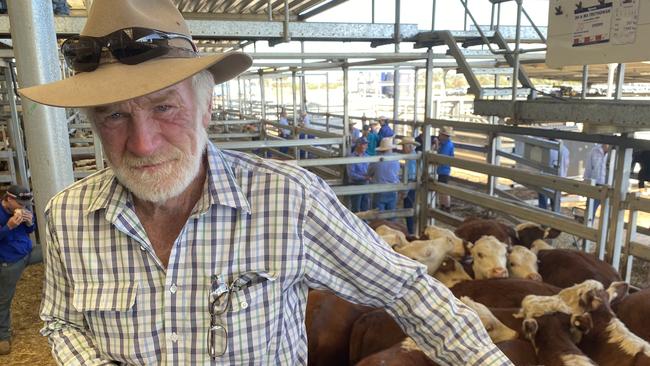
left=438, top=133, right=449, bottom=143
left=371, top=124, right=379, bottom=132
left=402, top=143, right=413, bottom=154
left=92, top=78, right=210, bottom=203
left=5, top=197, right=24, bottom=213
left=356, top=143, right=368, bottom=154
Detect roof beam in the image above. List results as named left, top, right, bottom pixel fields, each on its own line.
left=298, top=0, right=349, bottom=20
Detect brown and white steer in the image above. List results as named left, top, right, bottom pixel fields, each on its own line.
left=455, top=218, right=561, bottom=249
left=355, top=338, right=438, bottom=366
left=305, top=290, right=373, bottom=366
left=496, top=339, right=538, bottom=366
left=451, top=278, right=560, bottom=308
left=375, top=224, right=409, bottom=249
left=348, top=309, right=406, bottom=365
left=468, top=235, right=509, bottom=279
left=537, top=249, right=621, bottom=288
left=394, top=238, right=454, bottom=274
left=530, top=239, right=554, bottom=254
left=432, top=256, right=472, bottom=288
left=569, top=283, right=650, bottom=366
left=613, top=288, right=650, bottom=342
left=522, top=311, right=596, bottom=366
left=459, top=297, right=518, bottom=343
left=422, top=225, right=470, bottom=260
left=508, top=245, right=542, bottom=281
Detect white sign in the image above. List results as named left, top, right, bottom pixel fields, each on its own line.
left=611, top=0, right=640, bottom=45
left=572, top=2, right=612, bottom=47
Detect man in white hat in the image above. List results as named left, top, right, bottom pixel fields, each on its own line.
left=21, top=1, right=510, bottom=365
left=368, top=138, right=401, bottom=211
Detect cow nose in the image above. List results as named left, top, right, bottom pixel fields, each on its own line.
left=527, top=273, right=543, bottom=281
left=491, top=267, right=508, bottom=278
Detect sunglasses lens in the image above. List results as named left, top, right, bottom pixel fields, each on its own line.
left=109, top=28, right=171, bottom=65
left=61, top=37, right=102, bottom=72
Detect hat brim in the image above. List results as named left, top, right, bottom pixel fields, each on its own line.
left=376, top=146, right=395, bottom=151
left=398, top=140, right=420, bottom=146
left=19, top=52, right=252, bottom=108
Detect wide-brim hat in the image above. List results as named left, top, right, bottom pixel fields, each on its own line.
left=439, top=126, right=454, bottom=136
left=19, top=0, right=252, bottom=108
left=376, top=137, right=396, bottom=151
left=398, top=136, right=420, bottom=146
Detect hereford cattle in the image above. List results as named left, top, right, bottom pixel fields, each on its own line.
left=450, top=278, right=560, bottom=308
left=537, top=249, right=621, bottom=288
left=496, top=339, right=538, bottom=366
left=348, top=309, right=406, bottom=365
left=355, top=338, right=438, bottom=366
left=468, top=235, right=509, bottom=279
left=395, top=238, right=454, bottom=274
left=455, top=218, right=560, bottom=249
left=522, top=312, right=596, bottom=366
left=306, top=290, right=373, bottom=366
left=369, top=220, right=418, bottom=241
left=508, top=245, right=542, bottom=281
left=530, top=239, right=554, bottom=254
left=422, top=225, right=470, bottom=260
left=569, top=283, right=650, bottom=366
left=489, top=307, right=525, bottom=338
left=375, top=225, right=409, bottom=249
left=432, top=256, right=472, bottom=288
left=613, top=288, right=650, bottom=342
left=459, top=297, right=518, bottom=343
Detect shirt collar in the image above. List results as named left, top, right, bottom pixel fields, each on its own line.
left=86, top=142, right=251, bottom=215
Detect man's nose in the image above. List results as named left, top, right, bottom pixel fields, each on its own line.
left=127, top=114, right=160, bottom=157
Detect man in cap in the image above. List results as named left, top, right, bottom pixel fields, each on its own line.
left=21, top=1, right=510, bottom=365
left=0, top=185, right=35, bottom=355
left=377, top=115, right=394, bottom=140
left=435, top=126, right=455, bottom=212
left=366, top=120, right=380, bottom=156
left=346, top=137, right=370, bottom=212
left=398, top=137, right=420, bottom=234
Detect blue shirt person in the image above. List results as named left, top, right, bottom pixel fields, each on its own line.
left=0, top=185, right=36, bottom=355
left=368, top=138, right=400, bottom=211
left=349, top=123, right=362, bottom=152
left=347, top=138, right=370, bottom=212
left=399, top=137, right=420, bottom=234
left=435, top=127, right=455, bottom=212
left=377, top=116, right=394, bottom=140
left=366, top=121, right=381, bottom=156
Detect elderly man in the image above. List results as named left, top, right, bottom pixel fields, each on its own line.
left=21, top=1, right=511, bottom=365
left=368, top=138, right=401, bottom=211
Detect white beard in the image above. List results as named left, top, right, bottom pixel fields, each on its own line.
left=108, top=128, right=208, bottom=203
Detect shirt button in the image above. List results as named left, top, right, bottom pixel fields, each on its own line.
left=140, top=245, right=146, bottom=251
left=170, top=332, right=179, bottom=343
left=240, top=301, right=248, bottom=310
left=170, top=284, right=177, bottom=294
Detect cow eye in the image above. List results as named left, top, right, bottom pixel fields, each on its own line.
left=510, top=262, right=517, bottom=267
left=477, top=253, right=484, bottom=259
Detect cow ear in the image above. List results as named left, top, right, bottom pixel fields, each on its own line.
left=580, top=289, right=603, bottom=311
left=572, top=313, right=593, bottom=334
left=606, top=281, right=629, bottom=306
left=522, top=318, right=538, bottom=340
left=545, top=228, right=561, bottom=239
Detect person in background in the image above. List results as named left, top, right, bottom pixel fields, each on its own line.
left=399, top=137, right=420, bottom=234
left=369, top=138, right=401, bottom=211
left=377, top=116, right=394, bottom=139
left=21, top=0, right=512, bottom=364
left=0, top=185, right=35, bottom=355
left=347, top=137, right=370, bottom=212
left=366, top=120, right=380, bottom=156
left=299, top=110, right=313, bottom=159
left=539, top=139, right=570, bottom=210
left=349, top=121, right=361, bottom=152
left=278, top=107, right=290, bottom=154
left=584, top=143, right=610, bottom=214
left=434, top=127, right=455, bottom=212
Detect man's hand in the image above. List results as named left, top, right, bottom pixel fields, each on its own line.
left=21, top=210, right=33, bottom=226
left=7, top=212, right=23, bottom=229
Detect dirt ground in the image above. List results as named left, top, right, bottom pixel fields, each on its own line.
left=0, top=263, right=56, bottom=366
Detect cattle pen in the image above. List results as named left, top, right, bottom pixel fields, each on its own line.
left=3, top=0, right=650, bottom=365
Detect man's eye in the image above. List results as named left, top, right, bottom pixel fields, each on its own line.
left=154, top=105, right=172, bottom=113
left=107, top=112, right=123, bottom=120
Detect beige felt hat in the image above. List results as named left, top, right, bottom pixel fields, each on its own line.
left=398, top=136, right=420, bottom=146
left=439, top=126, right=454, bottom=136
left=376, top=137, right=396, bottom=152
left=19, top=0, right=252, bottom=108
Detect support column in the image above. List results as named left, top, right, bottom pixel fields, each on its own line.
left=291, top=70, right=299, bottom=159
left=5, top=64, right=28, bottom=186
left=418, top=48, right=434, bottom=232
left=342, top=65, right=349, bottom=157
left=8, top=0, right=74, bottom=234
left=412, top=68, right=418, bottom=135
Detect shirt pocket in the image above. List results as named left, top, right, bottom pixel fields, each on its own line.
left=222, top=271, right=282, bottom=362
left=72, top=281, right=139, bottom=360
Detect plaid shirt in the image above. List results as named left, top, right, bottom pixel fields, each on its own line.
left=41, top=142, right=511, bottom=366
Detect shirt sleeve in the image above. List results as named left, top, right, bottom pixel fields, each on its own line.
left=40, top=208, right=118, bottom=366
left=301, top=176, right=512, bottom=366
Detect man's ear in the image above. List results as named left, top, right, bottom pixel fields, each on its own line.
left=202, top=99, right=213, bottom=129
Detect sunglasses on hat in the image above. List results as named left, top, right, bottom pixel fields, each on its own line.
left=61, top=27, right=198, bottom=73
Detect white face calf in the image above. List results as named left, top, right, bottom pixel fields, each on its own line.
left=376, top=225, right=409, bottom=249
left=469, top=235, right=509, bottom=279
left=423, top=225, right=467, bottom=259
left=395, top=238, right=454, bottom=274
left=433, top=256, right=472, bottom=288
left=460, top=296, right=518, bottom=343
left=508, top=245, right=542, bottom=281
left=557, top=280, right=604, bottom=315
